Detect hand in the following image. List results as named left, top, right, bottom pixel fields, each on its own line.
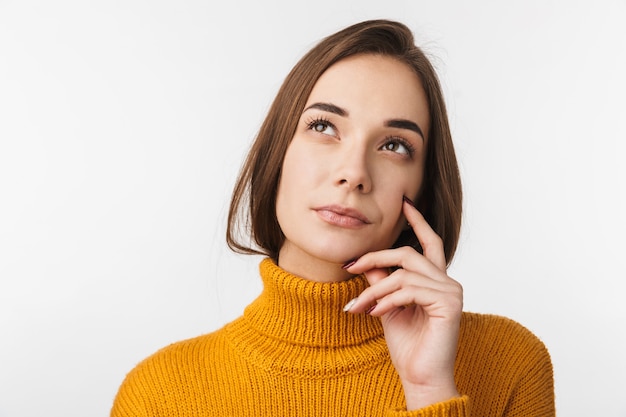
left=343, top=198, right=463, bottom=410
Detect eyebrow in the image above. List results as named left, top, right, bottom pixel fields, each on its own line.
left=304, top=102, right=348, bottom=116
left=303, top=101, right=425, bottom=140
left=385, top=119, right=424, bottom=141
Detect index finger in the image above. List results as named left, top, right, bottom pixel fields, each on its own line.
left=403, top=197, right=446, bottom=271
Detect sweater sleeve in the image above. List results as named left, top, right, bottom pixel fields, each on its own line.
left=385, top=396, right=470, bottom=417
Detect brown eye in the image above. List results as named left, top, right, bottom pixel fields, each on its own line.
left=381, top=138, right=412, bottom=156
left=313, top=123, right=326, bottom=132
left=307, top=119, right=337, bottom=137
left=383, top=142, right=400, bottom=152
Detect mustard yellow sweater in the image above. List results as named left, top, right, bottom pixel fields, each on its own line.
left=111, top=259, right=554, bottom=416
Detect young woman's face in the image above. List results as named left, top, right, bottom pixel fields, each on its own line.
left=276, top=54, right=430, bottom=280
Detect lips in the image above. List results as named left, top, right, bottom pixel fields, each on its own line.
left=314, top=205, right=371, bottom=228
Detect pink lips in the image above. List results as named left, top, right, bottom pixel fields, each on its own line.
left=314, top=205, right=371, bottom=228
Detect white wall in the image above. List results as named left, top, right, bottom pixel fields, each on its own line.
left=1, top=1, right=625, bottom=416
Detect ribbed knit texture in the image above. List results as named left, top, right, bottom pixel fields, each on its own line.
left=111, top=259, right=554, bottom=416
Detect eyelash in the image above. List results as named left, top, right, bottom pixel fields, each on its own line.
left=305, top=116, right=415, bottom=158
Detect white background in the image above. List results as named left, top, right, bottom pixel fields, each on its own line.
left=1, top=1, right=625, bottom=416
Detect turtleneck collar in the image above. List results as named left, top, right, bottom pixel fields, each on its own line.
left=242, top=258, right=384, bottom=347
left=224, top=259, right=390, bottom=377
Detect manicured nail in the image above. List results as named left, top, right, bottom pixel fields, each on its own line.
left=403, top=195, right=415, bottom=207
left=342, top=259, right=357, bottom=269
left=365, top=304, right=377, bottom=315
left=343, top=297, right=358, bottom=312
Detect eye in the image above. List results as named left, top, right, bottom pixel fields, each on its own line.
left=381, top=137, right=414, bottom=157
left=307, top=118, right=338, bottom=137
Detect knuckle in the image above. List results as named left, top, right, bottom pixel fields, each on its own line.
left=451, top=279, right=463, bottom=293
left=398, top=245, right=416, bottom=257
left=450, top=283, right=463, bottom=299
left=394, top=268, right=411, bottom=283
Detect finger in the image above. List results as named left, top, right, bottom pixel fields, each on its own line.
left=349, top=269, right=450, bottom=313
left=342, top=267, right=388, bottom=313
left=345, top=246, right=448, bottom=283
left=368, top=285, right=463, bottom=318
left=403, top=198, right=446, bottom=271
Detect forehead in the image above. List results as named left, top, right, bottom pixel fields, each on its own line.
left=305, top=54, right=430, bottom=136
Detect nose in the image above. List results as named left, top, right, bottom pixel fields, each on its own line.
left=335, top=147, right=372, bottom=193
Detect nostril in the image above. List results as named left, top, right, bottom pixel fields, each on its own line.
left=338, top=178, right=366, bottom=191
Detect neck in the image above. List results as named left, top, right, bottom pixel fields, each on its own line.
left=277, top=242, right=354, bottom=283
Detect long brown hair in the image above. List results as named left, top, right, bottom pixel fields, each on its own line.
left=227, top=19, right=462, bottom=265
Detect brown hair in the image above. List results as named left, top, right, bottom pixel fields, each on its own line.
left=227, top=19, right=462, bottom=265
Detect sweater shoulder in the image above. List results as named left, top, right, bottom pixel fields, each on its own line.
left=458, top=311, right=552, bottom=374
left=111, top=324, right=231, bottom=416
left=460, top=312, right=548, bottom=348
left=126, top=324, right=229, bottom=379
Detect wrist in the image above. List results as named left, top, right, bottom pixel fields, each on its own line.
left=403, top=382, right=460, bottom=411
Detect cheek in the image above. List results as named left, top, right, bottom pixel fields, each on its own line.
left=278, top=144, right=307, bottom=195
left=375, top=181, right=408, bottom=236
left=275, top=147, right=297, bottom=226
left=376, top=168, right=423, bottom=233
left=404, top=175, right=425, bottom=210
left=378, top=166, right=423, bottom=204
left=275, top=143, right=322, bottom=219
left=282, top=143, right=328, bottom=191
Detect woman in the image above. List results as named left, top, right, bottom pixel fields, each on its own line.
left=111, top=20, right=554, bottom=416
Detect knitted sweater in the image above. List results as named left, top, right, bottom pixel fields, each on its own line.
left=111, top=259, right=554, bottom=416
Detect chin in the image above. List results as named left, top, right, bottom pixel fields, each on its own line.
left=282, top=226, right=400, bottom=265
left=313, top=249, right=360, bottom=264
left=296, top=239, right=358, bottom=264
left=312, top=240, right=383, bottom=264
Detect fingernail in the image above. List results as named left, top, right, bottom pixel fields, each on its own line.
left=403, top=195, right=415, bottom=207
left=342, top=259, right=357, bottom=269
left=343, top=297, right=358, bottom=312
left=365, top=304, right=377, bottom=315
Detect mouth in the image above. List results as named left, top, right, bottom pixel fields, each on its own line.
left=314, top=205, right=371, bottom=228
